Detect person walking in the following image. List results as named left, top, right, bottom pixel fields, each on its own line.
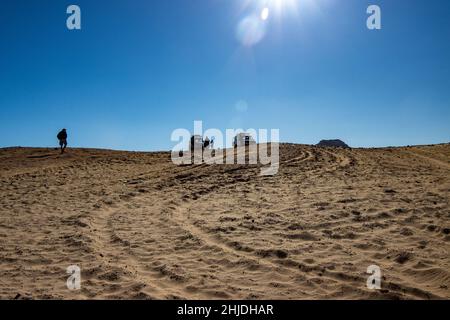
left=57, top=129, right=68, bottom=154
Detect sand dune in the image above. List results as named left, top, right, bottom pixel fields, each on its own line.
left=0, top=144, right=449, bottom=299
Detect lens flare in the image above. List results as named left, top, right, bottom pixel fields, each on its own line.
left=236, top=15, right=266, bottom=46
left=261, top=7, right=269, bottom=20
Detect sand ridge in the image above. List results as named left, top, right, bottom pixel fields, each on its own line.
left=0, top=144, right=449, bottom=299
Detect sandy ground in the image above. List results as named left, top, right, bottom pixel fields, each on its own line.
left=0, top=144, right=449, bottom=300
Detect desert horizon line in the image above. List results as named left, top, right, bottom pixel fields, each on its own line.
left=2, top=140, right=449, bottom=153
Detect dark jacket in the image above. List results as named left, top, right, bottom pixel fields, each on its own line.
left=57, top=130, right=67, bottom=140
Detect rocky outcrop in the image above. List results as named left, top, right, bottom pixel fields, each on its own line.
left=316, top=139, right=350, bottom=149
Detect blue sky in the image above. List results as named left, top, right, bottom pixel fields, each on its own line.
left=0, top=0, right=449, bottom=150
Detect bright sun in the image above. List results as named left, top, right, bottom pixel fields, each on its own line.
left=259, top=0, right=302, bottom=19
left=237, top=0, right=316, bottom=46
left=271, top=0, right=299, bottom=11
left=263, top=0, right=320, bottom=19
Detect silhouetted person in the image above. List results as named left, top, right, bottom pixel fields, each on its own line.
left=203, top=136, right=210, bottom=149
left=57, top=129, right=68, bottom=154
